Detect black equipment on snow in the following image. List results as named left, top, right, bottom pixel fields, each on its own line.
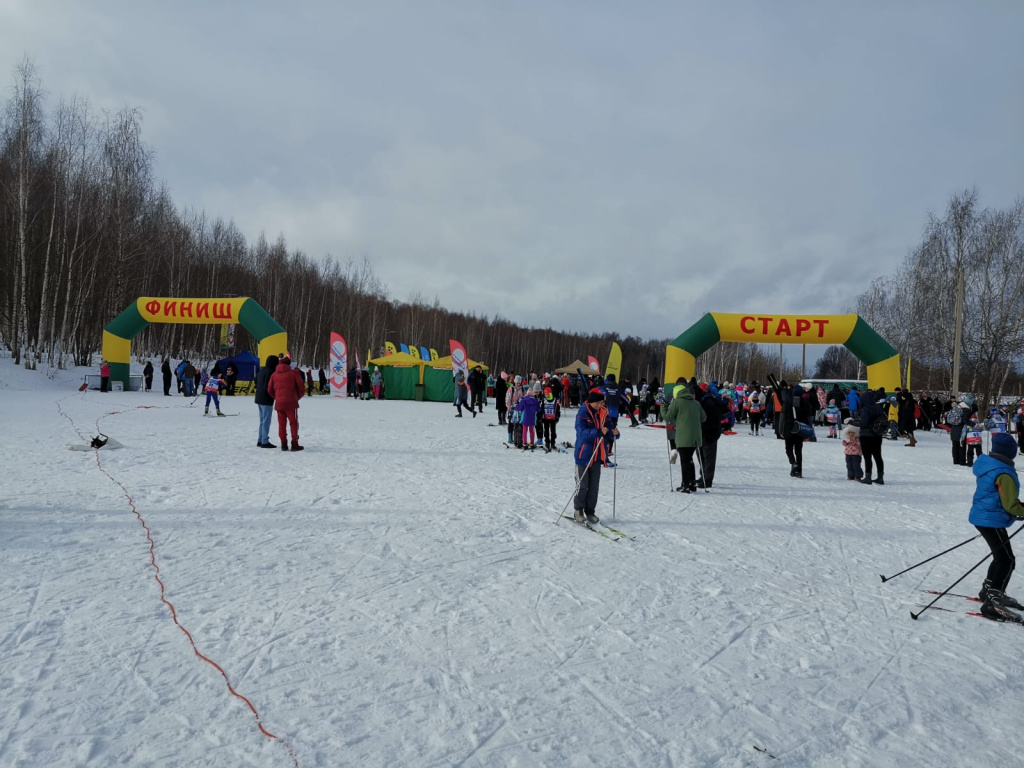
left=91, top=433, right=109, bottom=449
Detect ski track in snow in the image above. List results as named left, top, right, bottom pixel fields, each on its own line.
left=2, top=364, right=1023, bottom=766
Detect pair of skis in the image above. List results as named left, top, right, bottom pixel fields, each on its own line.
left=558, top=514, right=635, bottom=541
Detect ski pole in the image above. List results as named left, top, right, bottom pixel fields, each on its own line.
left=911, top=523, right=1024, bottom=620
left=612, top=441, right=617, bottom=521
left=555, top=441, right=601, bottom=525
left=879, top=534, right=981, bottom=582
left=694, top=443, right=709, bottom=493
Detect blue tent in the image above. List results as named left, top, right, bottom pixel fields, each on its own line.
left=216, top=350, right=261, bottom=381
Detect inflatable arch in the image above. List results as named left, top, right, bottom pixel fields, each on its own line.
left=665, top=312, right=901, bottom=392
left=102, top=297, right=288, bottom=389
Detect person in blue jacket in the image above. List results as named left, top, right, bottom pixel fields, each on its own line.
left=847, top=387, right=861, bottom=419
left=970, top=432, right=1024, bottom=623
left=572, top=390, right=617, bottom=524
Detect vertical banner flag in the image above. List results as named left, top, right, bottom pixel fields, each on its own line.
left=409, top=346, right=421, bottom=360
left=400, top=343, right=410, bottom=354
left=420, top=346, right=430, bottom=362
left=355, top=347, right=362, bottom=373
left=429, top=348, right=439, bottom=361
left=606, top=342, right=622, bottom=382
left=228, top=323, right=236, bottom=350
left=219, top=324, right=230, bottom=351
left=385, top=341, right=397, bottom=355
left=588, top=355, right=600, bottom=372
left=329, top=332, right=348, bottom=397
left=450, top=339, right=469, bottom=380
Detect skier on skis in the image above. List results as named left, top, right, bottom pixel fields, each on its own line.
left=970, top=432, right=1024, bottom=623
left=203, top=370, right=228, bottom=416
left=573, top=389, right=616, bottom=523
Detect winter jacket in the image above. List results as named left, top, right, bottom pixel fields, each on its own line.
left=664, top=388, right=705, bottom=448
left=828, top=386, right=845, bottom=409
left=842, top=423, right=862, bottom=455
left=161, top=360, right=172, bottom=380
left=699, top=391, right=723, bottom=442
left=897, top=392, right=917, bottom=432
left=267, top=362, right=305, bottom=411
left=781, top=385, right=810, bottom=435
left=468, top=369, right=486, bottom=393
left=517, top=394, right=540, bottom=426
left=847, top=389, right=861, bottom=412
left=970, top=454, right=1022, bottom=528
left=371, top=371, right=382, bottom=386
left=495, top=378, right=508, bottom=410
left=100, top=363, right=110, bottom=377
left=858, top=390, right=885, bottom=437
left=574, top=403, right=607, bottom=466
left=541, top=397, right=561, bottom=421
left=254, top=356, right=278, bottom=406
left=143, top=362, right=153, bottom=379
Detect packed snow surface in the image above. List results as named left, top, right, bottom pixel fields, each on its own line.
left=2, top=362, right=1023, bottom=767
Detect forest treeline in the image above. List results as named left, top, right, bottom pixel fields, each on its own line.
left=2, top=60, right=1022, bottom=401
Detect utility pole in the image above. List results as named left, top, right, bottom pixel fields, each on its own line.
left=779, top=343, right=783, bottom=381
left=801, top=344, right=806, bottom=380
left=952, top=264, right=965, bottom=398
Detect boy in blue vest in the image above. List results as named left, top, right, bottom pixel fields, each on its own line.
left=971, top=432, right=1024, bottom=623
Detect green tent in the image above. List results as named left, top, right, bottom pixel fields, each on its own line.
left=367, top=353, right=489, bottom=402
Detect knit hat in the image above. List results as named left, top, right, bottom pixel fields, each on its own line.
left=587, top=389, right=605, bottom=404
left=544, top=387, right=553, bottom=401
left=992, top=433, right=1017, bottom=460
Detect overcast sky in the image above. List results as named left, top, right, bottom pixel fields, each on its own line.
left=3, top=1, right=1023, bottom=348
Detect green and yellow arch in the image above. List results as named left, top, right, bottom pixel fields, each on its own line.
left=665, top=312, right=901, bottom=391
left=102, top=297, right=288, bottom=389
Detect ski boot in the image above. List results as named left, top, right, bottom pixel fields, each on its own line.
left=980, top=581, right=1024, bottom=610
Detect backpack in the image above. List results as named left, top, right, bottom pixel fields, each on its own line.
left=945, top=408, right=963, bottom=426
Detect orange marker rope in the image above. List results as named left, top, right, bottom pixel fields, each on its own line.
left=58, top=397, right=299, bottom=766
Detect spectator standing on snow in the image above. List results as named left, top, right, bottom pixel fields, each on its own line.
left=99, top=359, right=110, bottom=392
left=517, top=386, right=541, bottom=450
left=371, top=367, right=383, bottom=399
left=825, top=400, right=841, bottom=438
left=267, top=355, right=305, bottom=451
left=540, top=386, right=561, bottom=452
left=255, top=354, right=279, bottom=448
left=970, top=432, right=1024, bottom=623
left=318, top=367, right=328, bottom=394
left=946, top=400, right=969, bottom=466
left=182, top=360, right=197, bottom=397
left=781, top=382, right=811, bottom=478
left=305, top=368, right=315, bottom=397
left=495, top=373, right=509, bottom=425
left=573, top=390, right=615, bottom=524
left=143, top=360, right=154, bottom=392
left=858, top=389, right=887, bottom=485
left=847, top=386, right=861, bottom=420
left=842, top=418, right=864, bottom=480
left=899, top=389, right=918, bottom=447
left=225, top=362, right=238, bottom=395
left=161, top=358, right=172, bottom=396
left=697, top=385, right=723, bottom=488
left=665, top=383, right=705, bottom=493
left=468, top=365, right=487, bottom=413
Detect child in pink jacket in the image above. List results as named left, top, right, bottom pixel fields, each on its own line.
left=842, top=418, right=863, bottom=480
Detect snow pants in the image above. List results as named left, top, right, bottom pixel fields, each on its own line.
left=523, top=424, right=536, bottom=446
left=978, top=526, right=1015, bottom=593
left=205, top=392, right=220, bottom=410
left=750, top=412, right=762, bottom=433
left=677, top=446, right=697, bottom=488
left=966, top=443, right=981, bottom=466
left=784, top=435, right=803, bottom=472
left=574, top=462, right=602, bottom=515
left=845, top=454, right=863, bottom=479
left=698, top=439, right=718, bottom=486
left=950, top=427, right=966, bottom=465
left=542, top=420, right=557, bottom=447
left=860, top=435, right=884, bottom=478
left=277, top=409, right=299, bottom=443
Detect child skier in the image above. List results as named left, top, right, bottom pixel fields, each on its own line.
left=970, top=433, right=1024, bottom=623
left=517, top=387, right=541, bottom=451
left=825, top=400, right=841, bottom=438
left=964, top=417, right=985, bottom=467
left=541, top=387, right=561, bottom=452
left=747, top=391, right=764, bottom=435
left=203, top=370, right=227, bottom=416
left=841, top=418, right=864, bottom=480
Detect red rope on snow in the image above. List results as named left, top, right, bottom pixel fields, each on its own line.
left=60, top=398, right=300, bottom=766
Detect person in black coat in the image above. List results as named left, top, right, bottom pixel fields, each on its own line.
left=255, top=355, right=279, bottom=448
left=898, top=390, right=917, bottom=446
left=318, top=367, right=328, bottom=394
left=495, top=373, right=509, bottom=425
left=858, top=389, right=887, bottom=484
left=161, top=358, right=172, bottom=396
left=468, top=366, right=487, bottom=412
left=781, top=383, right=811, bottom=477
left=143, top=360, right=154, bottom=392
left=697, top=387, right=723, bottom=487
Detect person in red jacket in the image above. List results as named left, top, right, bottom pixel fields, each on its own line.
left=267, top=355, right=305, bottom=451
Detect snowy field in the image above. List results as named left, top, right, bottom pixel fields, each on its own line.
left=3, top=361, right=1023, bottom=768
